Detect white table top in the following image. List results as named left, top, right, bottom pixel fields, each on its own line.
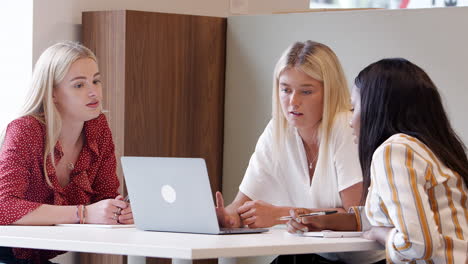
left=0, top=226, right=382, bottom=259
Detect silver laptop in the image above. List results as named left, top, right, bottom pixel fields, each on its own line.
left=121, top=156, right=268, bottom=235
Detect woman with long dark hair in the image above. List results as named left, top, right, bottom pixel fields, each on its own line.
left=287, top=58, right=468, bottom=263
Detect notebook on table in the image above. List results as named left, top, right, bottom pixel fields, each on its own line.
left=56, top=224, right=136, bottom=228
left=121, top=156, right=268, bottom=235
left=303, top=231, right=363, bottom=238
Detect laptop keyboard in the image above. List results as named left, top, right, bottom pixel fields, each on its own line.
left=220, top=227, right=268, bottom=234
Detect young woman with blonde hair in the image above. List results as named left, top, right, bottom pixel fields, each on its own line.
left=0, top=42, right=133, bottom=263
left=216, top=41, right=384, bottom=263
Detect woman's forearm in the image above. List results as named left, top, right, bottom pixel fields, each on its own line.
left=13, top=204, right=78, bottom=225
left=274, top=206, right=295, bottom=225
left=299, top=212, right=358, bottom=231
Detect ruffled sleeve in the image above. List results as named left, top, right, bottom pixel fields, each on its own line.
left=88, top=114, right=120, bottom=202
left=0, top=118, right=43, bottom=224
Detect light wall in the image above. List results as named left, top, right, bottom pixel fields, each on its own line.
left=223, top=7, right=468, bottom=203
left=32, top=0, right=230, bottom=63
left=0, top=1, right=33, bottom=130
left=32, top=0, right=309, bottom=63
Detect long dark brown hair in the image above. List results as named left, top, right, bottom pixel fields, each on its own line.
left=355, top=58, right=468, bottom=201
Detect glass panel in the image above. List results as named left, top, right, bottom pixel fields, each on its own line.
left=310, top=0, right=468, bottom=8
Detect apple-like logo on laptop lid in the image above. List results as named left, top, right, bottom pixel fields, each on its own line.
left=161, top=184, right=177, bottom=204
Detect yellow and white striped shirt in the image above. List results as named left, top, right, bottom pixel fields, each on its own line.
left=364, top=133, right=468, bottom=264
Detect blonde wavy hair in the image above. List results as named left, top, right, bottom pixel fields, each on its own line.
left=19, top=41, right=97, bottom=187
left=272, top=41, right=350, bottom=167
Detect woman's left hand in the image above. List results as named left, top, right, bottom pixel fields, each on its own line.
left=115, top=195, right=134, bottom=224
left=362, top=226, right=393, bottom=245
left=117, top=204, right=133, bottom=224
left=237, top=200, right=280, bottom=228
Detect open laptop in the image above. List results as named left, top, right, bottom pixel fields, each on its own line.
left=121, top=156, right=268, bottom=235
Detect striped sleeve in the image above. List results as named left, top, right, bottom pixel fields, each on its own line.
left=348, top=206, right=373, bottom=232
left=372, top=143, right=444, bottom=263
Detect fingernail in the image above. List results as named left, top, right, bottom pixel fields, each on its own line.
left=296, top=230, right=303, bottom=235
left=295, top=218, right=300, bottom=222
left=302, top=227, right=308, bottom=232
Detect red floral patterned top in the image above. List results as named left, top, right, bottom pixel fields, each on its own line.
left=0, top=113, right=120, bottom=262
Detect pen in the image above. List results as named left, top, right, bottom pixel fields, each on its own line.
left=278, top=210, right=338, bottom=221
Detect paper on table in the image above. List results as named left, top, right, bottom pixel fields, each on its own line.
left=302, top=231, right=363, bottom=238
left=56, top=224, right=136, bottom=229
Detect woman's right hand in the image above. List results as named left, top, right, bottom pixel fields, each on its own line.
left=215, top=191, right=241, bottom=228
left=287, top=209, right=358, bottom=234
left=85, top=197, right=128, bottom=224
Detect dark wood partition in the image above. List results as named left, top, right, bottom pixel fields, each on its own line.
left=82, top=10, right=226, bottom=264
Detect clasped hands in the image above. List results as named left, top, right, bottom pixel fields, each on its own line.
left=215, top=192, right=282, bottom=228
left=85, top=195, right=134, bottom=225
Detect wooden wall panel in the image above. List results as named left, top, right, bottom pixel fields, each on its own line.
left=123, top=10, right=226, bottom=198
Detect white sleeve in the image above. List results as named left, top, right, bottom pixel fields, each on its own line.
left=331, top=114, right=363, bottom=191
left=239, top=121, right=280, bottom=202
left=373, top=143, right=445, bottom=263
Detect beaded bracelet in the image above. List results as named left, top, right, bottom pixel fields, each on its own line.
left=82, top=205, right=87, bottom=224
left=76, top=205, right=86, bottom=224
left=76, top=205, right=81, bottom=223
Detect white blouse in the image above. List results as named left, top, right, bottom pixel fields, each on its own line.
left=240, top=111, right=384, bottom=264
left=240, top=112, right=362, bottom=208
